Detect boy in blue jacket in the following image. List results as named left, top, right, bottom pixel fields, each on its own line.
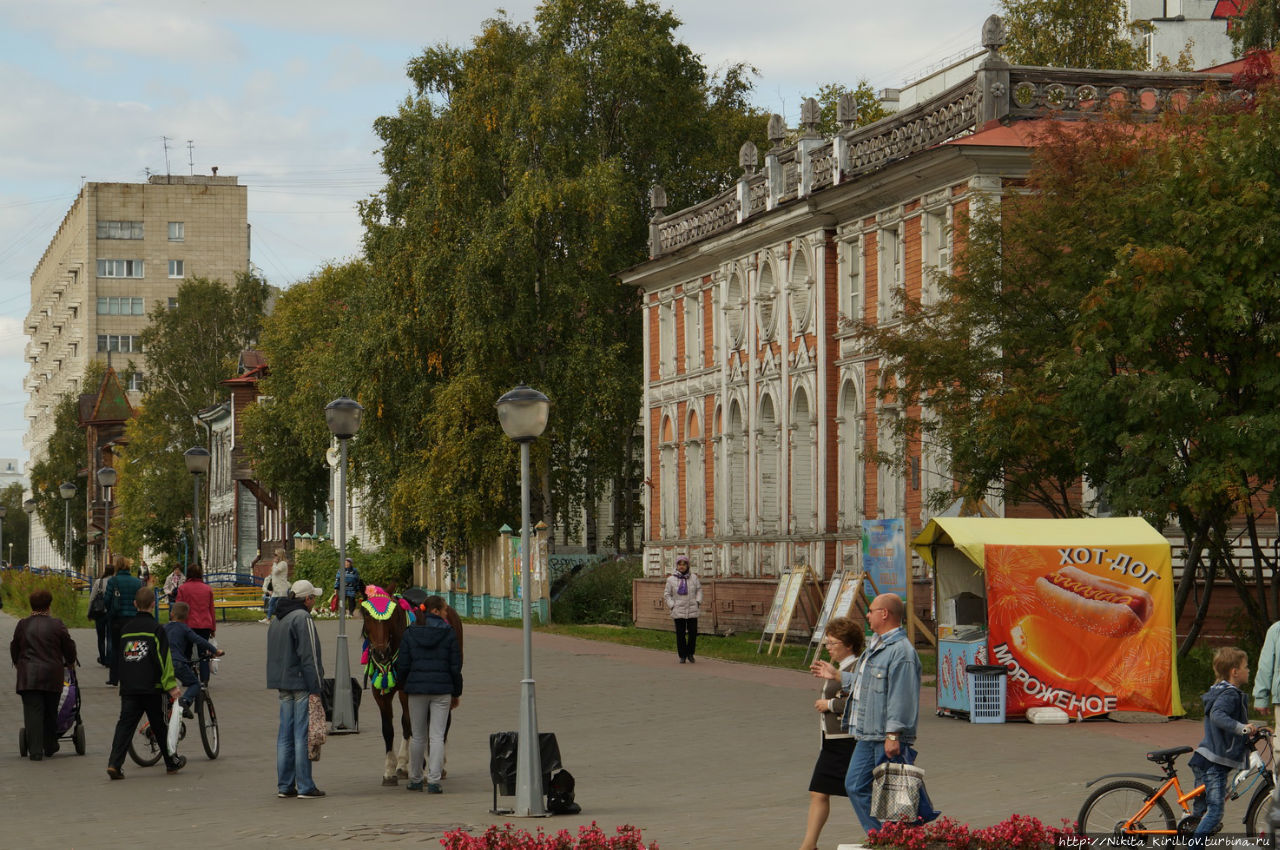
left=163, top=601, right=224, bottom=715
left=1188, top=646, right=1261, bottom=846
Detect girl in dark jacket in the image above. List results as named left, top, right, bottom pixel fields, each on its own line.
left=10, top=590, right=77, bottom=761
left=394, top=591, right=462, bottom=793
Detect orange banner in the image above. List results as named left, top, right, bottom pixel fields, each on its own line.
left=985, top=542, right=1175, bottom=717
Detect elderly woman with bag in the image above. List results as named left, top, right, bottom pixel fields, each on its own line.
left=663, top=555, right=702, bottom=663
left=799, top=616, right=864, bottom=850
left=10, top=589, right=77, bottom=761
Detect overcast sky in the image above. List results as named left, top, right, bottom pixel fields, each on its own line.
left=0, top=0, right=997, bottom=471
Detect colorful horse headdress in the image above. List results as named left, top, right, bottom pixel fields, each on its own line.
left=361, top=585, right=396, bottom=621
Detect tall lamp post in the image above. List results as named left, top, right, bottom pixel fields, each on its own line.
left=23, top=499, right=36, bottom=567
left=326, top=396, right=363, bottom=734
left=97, top=466, right=117, bottom=576
left=496, top=384, right=551, bottom=817
left=59, top=481, right=76, bottom=571
left=0, top=504, right=6, bottom=567
left=184, top=447, right=210, bottom=575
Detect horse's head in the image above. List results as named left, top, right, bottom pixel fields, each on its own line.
left=362, top=603, right=407, bottom=663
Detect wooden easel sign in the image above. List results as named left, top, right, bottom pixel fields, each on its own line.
left=804, top=571, right=864, bottom=665
left=758, top=566, right=822, bottom=655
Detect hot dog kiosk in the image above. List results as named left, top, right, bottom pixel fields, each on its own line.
left=913, top=517, right=1183, bottom=719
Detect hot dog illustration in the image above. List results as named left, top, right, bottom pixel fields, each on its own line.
left=1034, top=565, right=1152, bottom=637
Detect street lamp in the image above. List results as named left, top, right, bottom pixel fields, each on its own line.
left=326, top=396, right=363, bottom=734
left=23, top=499, right=36, bottom=568
left=59, top=481, right=76, bottom=572
left=184, top=447, right=210, bottom=575
left=0, top=504, right=6, bottom=567
left=495, top=383, right=551, bottom=817
left=97, top=466, right=117, bottom=577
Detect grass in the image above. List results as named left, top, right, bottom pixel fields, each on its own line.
left=468, top=617, right=938, bottom=677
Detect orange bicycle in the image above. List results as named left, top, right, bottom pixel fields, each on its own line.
left=1076, top=728, right=1274, bottom=843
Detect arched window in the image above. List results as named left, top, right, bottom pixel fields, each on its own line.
left=660, top=415, right=678, bottom=537
left=725, top=272, right=745, bottom=348
left=685, top=411, right=704, bottom=537
left=788, top=245, right=813, bottom=335
left=792, top=387, right=814, bottom=533
left=758, top=394, right=780, bottom=532
left=712, top=404, right=723, bottom=536
left=728, top=401, right=747, bottom=534
left=838, top=378, right=864, bottom=530
left=756, top=260, right=777, bottom=340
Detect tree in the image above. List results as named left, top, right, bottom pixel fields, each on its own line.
left=1231, top=0, right=1280, bottom=56
left=863, top=84, right=1280, bottom=652
left=1, top=482, right=32, bottom=566
left=350, top=0, right=765, bottom=555
left=808, top=81, right=890, bottom=136
left=999, top=0, right=1150, bottom=70
left=115, top=274, right=269, bottom=559
left=26, top=363, right=101, bottom=570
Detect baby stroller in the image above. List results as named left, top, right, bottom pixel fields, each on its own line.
left=19, top=666, right=86, bottom=757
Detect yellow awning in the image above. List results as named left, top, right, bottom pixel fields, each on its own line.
left=912, top=517, right=1169, bottom=570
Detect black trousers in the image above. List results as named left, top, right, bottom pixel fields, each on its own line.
left=193, top=627, right=214, bottom=683
left=95, top=616, right=109, bottom=665
left=108, top=617, right=129, bottom=684
left=108, top=692, right=178, bottom=771
left=674, top=617, right=698, bottom=659
left=21, top=690, right=60, bottom=759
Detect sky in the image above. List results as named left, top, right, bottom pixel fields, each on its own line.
left=0, top=0, right=997, bottom=473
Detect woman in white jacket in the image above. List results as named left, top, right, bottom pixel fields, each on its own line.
left=268, top=549, right=291, bottom=619
left=663, top=555, right=702, bottom=663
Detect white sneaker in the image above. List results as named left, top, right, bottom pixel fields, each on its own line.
left=259, top=618, right=270, bottom=624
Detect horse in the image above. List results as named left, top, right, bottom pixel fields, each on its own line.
left=360, top=587, right=412, bottom=785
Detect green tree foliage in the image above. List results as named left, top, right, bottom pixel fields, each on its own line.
left=1, top=482, right=32, bottom=566
left=999, top=0, right=1150, bottom=69
left=348, top=0, right=764, bottom=556
left=115, top=274, right=269, bottom=559
left=808, top=81, right=890, bottom=136
left=862, top=84, right=1280, bottom=651
left=1231, top=1, right=1280, bottom=56
left=27, top=361, right=103, bottom=570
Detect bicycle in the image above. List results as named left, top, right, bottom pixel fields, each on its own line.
left=1076, top=727, right=1274, bottom=844
left=128, top=656, right=220, bottom=765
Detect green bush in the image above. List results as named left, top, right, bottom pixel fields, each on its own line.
left=551, top=557, right=641, bottom=625
left=292, top=540, right=414, bottom=600
left=1, top=569, right=87, bottom=627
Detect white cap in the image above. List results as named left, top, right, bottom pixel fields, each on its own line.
left=290, top=579, right=322, bottom=598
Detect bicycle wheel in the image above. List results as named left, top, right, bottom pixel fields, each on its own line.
left=1244, top=778, right=1275, bottom=846
left=199, top=692, right=219, bottom=760
left=1077, top=779, right=1175, bottom=840
left=128, top=716, right=163, bottom=767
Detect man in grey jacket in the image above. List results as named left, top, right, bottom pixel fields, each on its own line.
left=266, top=579, right=325, bottom=799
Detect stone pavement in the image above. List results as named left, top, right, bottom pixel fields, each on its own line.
left=0, top=610, right=1246, bottom=849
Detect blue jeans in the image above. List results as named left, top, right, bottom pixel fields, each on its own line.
left=846, top=739, right=885, bottom=834
left=1190, top=758, right=1230, bottom=844
left=276, top=690, right=317, bottom=794
left=267, top=597, right=280, bottom=618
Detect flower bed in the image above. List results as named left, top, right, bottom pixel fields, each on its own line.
left=866, top=815, right=1074, bottom=850
left=441, top=823, right=656, bottom=849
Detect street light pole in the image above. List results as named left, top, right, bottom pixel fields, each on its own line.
left=326, top=397, right=364, bottom=734
left=59, top=481, right=76, bottom=572
left=97, top=466, right=117, bottom=577
left=0, top=504, right=6, bottom=567
left=184, top=447, right=210, bottom=577
left=496, top=384, right=551, bottom=818
left=22, top=499, right=35, bottom=567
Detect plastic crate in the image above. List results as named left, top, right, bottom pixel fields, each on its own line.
left=965, top=664, right=1008, bottom=724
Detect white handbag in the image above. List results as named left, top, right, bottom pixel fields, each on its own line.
left=871, top=761, right=927, bottom=822
left=166, top=698, right=183, bottom=754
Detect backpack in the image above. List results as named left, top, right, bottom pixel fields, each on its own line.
left=546, top=768, right=580, bottom=815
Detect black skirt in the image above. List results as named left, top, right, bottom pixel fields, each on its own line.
left=808, top=735, right=856, bottom=796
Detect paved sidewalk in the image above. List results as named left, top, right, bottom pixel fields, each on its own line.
left=0, top=610, right=1233, bottom=849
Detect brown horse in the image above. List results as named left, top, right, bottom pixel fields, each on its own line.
left=360, top=591, right=411, bottom=785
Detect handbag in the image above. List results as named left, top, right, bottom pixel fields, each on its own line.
left=307, top=693, right=327, bottom=761
left=871, top=761, right=927, bottom=822
left=88, top=591, right=108, bottom=620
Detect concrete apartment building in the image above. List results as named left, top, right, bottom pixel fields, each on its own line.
left=23, top=174, right=249, bottom=568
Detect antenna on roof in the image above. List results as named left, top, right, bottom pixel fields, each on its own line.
left=162, top=136, right=171, bottom=181
left=187, top=140, right=194, bottom=175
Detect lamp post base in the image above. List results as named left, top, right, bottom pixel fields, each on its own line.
left=330, top=631, right=359, bottom=734
left=512, top=677, right=548, bottom=817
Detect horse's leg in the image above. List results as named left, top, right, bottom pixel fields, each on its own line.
left=375, top=690, right=397, bottom=786
left=396, top=689, right=411, bottom=778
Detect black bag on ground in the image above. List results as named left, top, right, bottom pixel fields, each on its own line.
left=488, top=731, right=562, bottom=796
left=546, top=768, right=581, bottom=815
left=319, top=677, right=362, bottom=724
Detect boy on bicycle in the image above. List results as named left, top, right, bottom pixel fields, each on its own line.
left=164, top=601, right=224, bottom=717
left=1188, top=646, right=1260, bottom=846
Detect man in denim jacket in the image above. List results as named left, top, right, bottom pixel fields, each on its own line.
left=812, top=592, right=920, bottom=834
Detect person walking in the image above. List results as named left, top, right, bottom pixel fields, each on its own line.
left=267, top=548, right=290, bottom=621
left=267, top=579, right=325, bottom=799
left=799, top=616, right=864, bottom=850
left=396, top=590, right=462, bottom=794
left=162, top=565, right=184, bottom=618
left=90, top=564, right=115, bottom=667
left=105, top=587, right=185, bottom=779
left=663, top=555, right=702, bottom=663
left=1253, top=620, right=1280, bottom=727
left=10, top=589, right=77, bottom=761
left=811, top=593, right=925, bottom=836
left=104, top=555, right=142, bottom=686
left=174, top=565, right=216, bottom=683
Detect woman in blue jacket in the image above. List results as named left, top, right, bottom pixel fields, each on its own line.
left=394, top=590, right=462, bottom=793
